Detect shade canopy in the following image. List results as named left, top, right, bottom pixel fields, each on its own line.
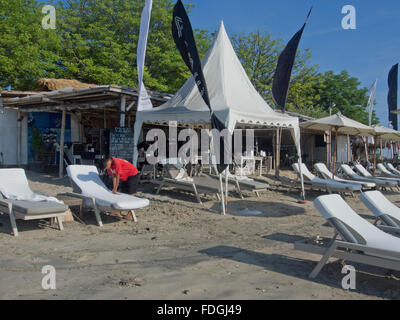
left=132, top=20, right=305, bottom=196
left=372, top=125, right=400, bottom=141
left=300, top=112, right=375, bottom=136
left=134, top=21, right=300, bottom=133
left=133, top=21, right=302, bottom=158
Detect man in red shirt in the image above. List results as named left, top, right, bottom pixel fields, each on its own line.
left=104, top=157, right=139, bottom=196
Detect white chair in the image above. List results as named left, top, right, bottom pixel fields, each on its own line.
left=341, top=164, right=397, bottom=189
left=314, top=163, right=375, bottom=189
left=355, top=164, right=400, bottom=185
left=377, top=163, right=400, bottom=178
left=66, top=165, right=149, bottom=226
left=359, top=191, right=400, bottom=228
left=295, top=194, right=400, bottom=279
left=0, top=169, right=67, bottom=236
left=292, top=163, right=361, bottom=194
left=386, top=163, right=400, bottom=176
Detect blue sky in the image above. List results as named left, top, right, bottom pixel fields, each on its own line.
left=185, top=0, right=400, bottom=126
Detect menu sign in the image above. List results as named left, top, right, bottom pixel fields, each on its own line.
left=109, top=127, right=134, bottom=161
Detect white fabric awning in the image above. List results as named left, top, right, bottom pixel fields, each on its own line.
left=132, top=21, right=305, bottom=196
left=135, top=21, right=300, bottom=133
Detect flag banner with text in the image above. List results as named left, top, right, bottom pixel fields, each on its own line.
left=172, top=0, right=228, bottom=173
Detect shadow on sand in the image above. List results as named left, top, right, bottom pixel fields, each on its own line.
left=199, top=244, right=400, bottom=299
left=210, top=200, right=306, bottom=218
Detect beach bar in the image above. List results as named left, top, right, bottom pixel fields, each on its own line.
left=0, top=79, right=172, bottom=177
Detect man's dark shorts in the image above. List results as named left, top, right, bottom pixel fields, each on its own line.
left=119, top=174, right=140, bottom=194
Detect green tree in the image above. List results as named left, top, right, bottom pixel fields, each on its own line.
left=231, top=29, right=327, bottom=118
left=231, top=29, right=377, bottom=123
left=231, top=29, right=281, bottom=98
left=1, top=0, right=211, bottom=93
left=55, top=0, right=211, bottom=92
left=0, top=0, right=61, bottom=89
left=314, top=70, right=379, bottom=125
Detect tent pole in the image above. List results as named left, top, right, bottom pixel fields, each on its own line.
left=59, top=109, right=66, bottom=178
left=296, top=134, right=306, bottom=201
left=272, top=131, right=276, bottom=171
left=275, top=128, right=280, bottom=178
left=219, top=173, right=226, bottom=215
left=209, top=123, right=225, bottom=215
left=225, top=168, right=229, bottom=214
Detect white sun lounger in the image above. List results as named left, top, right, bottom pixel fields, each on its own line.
left=294, top=194, right=400, bottom=279
left=314, top=163, right=375, bottom=189
left=66, top=165, right=149, bottom=226
left=340, top=164, right=397, bottom=189
left=153, top=162, right=239, bottom=203
left=386, top=163, right=400, bottom=176
left=209, top=172, right=269, bottom=198
left=0, top=169, right=68, bottom=236
left=354, top=164, right=400, bottom=185
left=359, top=191, right=400, bottom=228
left=377, top=163, right=400, bottom=178
left=292, top=163, right=361, bottom=194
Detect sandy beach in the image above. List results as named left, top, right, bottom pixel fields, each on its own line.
left=0, top=170, right=399, bottom=300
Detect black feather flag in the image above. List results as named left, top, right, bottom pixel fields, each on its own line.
left=272, top=8, right=312, bottom=111
left=388, top=63, right=398, bottom=130
left=172, top=0, right=228, bottom=173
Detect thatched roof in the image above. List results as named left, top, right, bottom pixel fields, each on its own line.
left=37, top=78, right=98, bottom=91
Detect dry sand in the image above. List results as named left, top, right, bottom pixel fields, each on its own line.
left=0, top=170, right=400, bottom=300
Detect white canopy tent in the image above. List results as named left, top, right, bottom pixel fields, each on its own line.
left=133, top=21, right=305, bottom=196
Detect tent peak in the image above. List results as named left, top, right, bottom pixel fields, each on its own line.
left=216, top=20, right=228, bottom=40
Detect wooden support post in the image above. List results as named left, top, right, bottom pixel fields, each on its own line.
left=332, top=127, right=338, bottom=179
left=310, top=135, right=314, bottom=166
left=364, top=137, right=369, bottom=163
left=80, top=112, right=85, bottom=143
left=17, top=110, right=22, bottom=167
left=327, top=129, right=332, bottom=170
left=347, top=134, right=350, bottom=163
left=59, top=109, right=66, bottom=178
left=120, top=95, right=126, bottom=128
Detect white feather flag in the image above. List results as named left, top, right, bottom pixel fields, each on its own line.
left=137, top=0, right=153, bottom=111
left=368, top=79, right=378, bottom=126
